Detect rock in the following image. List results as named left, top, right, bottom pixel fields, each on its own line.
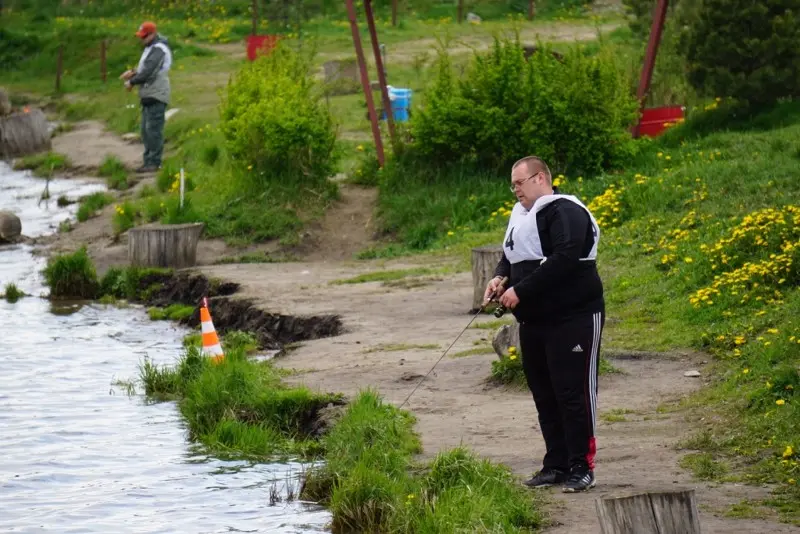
left=399, top=371, right=423, bottom=382
left=121, top=133, right=140, bottom=143
left=0, top=107, right=52, bottom=159
left=491, top=322, right=520, bottom=359
left=0, top=211, right=22, bottom=243
left=684, top=370, right=701, bottom=378
left=466, top=12, right=482, bottom=23
left=0, top=88, right=11, bottom=117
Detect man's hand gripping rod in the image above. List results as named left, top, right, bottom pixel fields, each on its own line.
left=397, top=276, right=509, bottom=410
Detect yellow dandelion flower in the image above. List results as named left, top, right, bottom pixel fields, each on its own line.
left=776, top=399, right=785, bottom=406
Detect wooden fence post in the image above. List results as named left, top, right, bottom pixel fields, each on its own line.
left=55, top=44, right=64, bottom=92
left=100, top=39, right=107, bottom=83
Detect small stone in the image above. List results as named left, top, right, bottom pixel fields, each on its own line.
left=684, top=370, right=701, bottom=377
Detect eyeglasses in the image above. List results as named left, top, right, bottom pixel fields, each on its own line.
left=509, top=172, right=540, bottom=193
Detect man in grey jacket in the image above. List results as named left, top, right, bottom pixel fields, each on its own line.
left=120, top=21, right=172, bottom=173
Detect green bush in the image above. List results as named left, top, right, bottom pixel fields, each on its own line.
left=42, top=246, right=100, bottom=299
left=3, top=283, right=25, bottom=303
left=411, top=36, right=639, bottom=177
left=219, top=42, right=339, bottom=186
left=76, top=192, right=113, bottom=222
left=98, top=155, right=129, bottom=190
left=684, top=0, right=800, bottom=108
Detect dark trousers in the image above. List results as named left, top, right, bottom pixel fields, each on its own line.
left=141, top=100, right=166, bottom=168
left=519, top=310, right=605, bottom=473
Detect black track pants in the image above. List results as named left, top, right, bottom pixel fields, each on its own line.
left=519, top=310, right=604, bottom=473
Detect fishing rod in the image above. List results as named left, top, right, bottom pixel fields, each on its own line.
left=397, top=276, right=509, bottom=410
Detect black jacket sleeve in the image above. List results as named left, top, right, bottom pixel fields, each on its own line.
left=493, top=251, right=511, bottom=279
left=130, top=46, right=165, bottom=86
left=512, top=201, right=590, bottom=301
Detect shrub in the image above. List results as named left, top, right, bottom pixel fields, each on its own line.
left=76, top=192, right=113, bottom=222
left=98, top=155, right=129, bottom=190
left=219, top=42, right=339, bottom=186
left=684, top=0, right=800, bottom=108
left=411, top=36, right=639, bottom=177
left=42, top=246, right=100, bottom=299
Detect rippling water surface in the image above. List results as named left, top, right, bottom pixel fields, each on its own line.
left=0, top=163, right=329, bottom=533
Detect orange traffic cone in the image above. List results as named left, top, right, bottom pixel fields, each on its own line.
left=200, top=297, right=224, bottom=364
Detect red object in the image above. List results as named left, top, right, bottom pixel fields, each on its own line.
left=246, top=35, right=279, bottom=61
left=136, top=21, right=157, bottom=39
left=637, top=106, right=685, bottom=137
left=632, top=0, right=670, bottom=138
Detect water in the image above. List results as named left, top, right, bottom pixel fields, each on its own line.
left=0, top=163, right=330, bottom=533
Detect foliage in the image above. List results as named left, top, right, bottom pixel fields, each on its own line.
left=98, top=155, right=129, bottom=190
left=2, top=283, right=25, bottom=303
left=148, top=303, right=195, bottom=321
left=42, top=246, right=100, bottom=299
left=76, top=192, right=113, bottom=222
left=13, top=151, right=70, bottom=177
left=684, top=0, right=800, bottom=108
left=410, top=35, right=639, bottom=177
left=219, top=41, right=339, bottom=187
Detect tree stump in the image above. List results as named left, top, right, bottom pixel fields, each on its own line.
left=471, top=244, right=504, bottom=311
left=0, top=88, right=11, bottom=116
left=0, top=211, right=22, bottom=243
left=0, top=108, right=51, bottom=159
left=128, top=223, right=204, bottom=269
left=595, top=490, right=702, bottom=534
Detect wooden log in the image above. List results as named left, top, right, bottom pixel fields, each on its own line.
left=470, top=244, right=503, bottom=311
left=0, top=108, right=52, bottom=159
left=595, top=490, right=702, bottom=534
left=128, top=223, right=204, bottom=269
left=0, top=88, right=11, bottom=116
left=0, top=210, right=22, bottom=243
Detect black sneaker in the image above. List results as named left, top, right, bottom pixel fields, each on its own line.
left=523, top=468, right=568, bottom=488
left=562, top=469, right=596, bottom=493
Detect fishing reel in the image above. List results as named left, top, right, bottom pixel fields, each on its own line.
left=493, top=304, right=508, bottom=318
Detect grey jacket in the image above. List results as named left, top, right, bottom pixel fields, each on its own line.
left=130, top=35, right=172, bottom=105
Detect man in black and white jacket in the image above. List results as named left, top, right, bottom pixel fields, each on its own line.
left=484, top=155, right=605, bottom=493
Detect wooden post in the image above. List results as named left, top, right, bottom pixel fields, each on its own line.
left=470, top=244, right=503, bottom=311
left=128, top=223, right=205, bottom=269
left=457, top=0, right=464, bottom=23
left=55, top=44, right=64, bottom=92
left=391, top=0, right=397, bottom=26
left=528, top=0, right=535, bottom=20
left=100, top=39, right=107, bottom=83
left=251, top=0, right=258, bottom=35
left=595, top=490, right=702, bottom=534
left=345, top=0, right=385, bottom=167
left=631, top=0, right=670, bottom=138
left=364, top=0, right=397, bottom=155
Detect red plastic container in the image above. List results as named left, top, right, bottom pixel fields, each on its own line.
left=246, top=35, right=280, bottom=61
left=637, top=105, right=685, bottom=137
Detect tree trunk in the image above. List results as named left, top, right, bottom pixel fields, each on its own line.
left=471, top=244, right=503, bottom=311
left=0, top=210, right=22, bottom=243
left=128, top=223, right=204, bottom=269
left=595, top=490, right=702, bottom=534
left=0, top=108, right=51, bottom=159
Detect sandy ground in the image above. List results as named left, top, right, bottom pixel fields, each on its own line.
left=24, top=45, right=800, bottom=533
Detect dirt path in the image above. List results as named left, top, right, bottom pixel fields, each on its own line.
left=52, top=120, right=143, bottom=171
left=197, top=261, right=799, bottom=533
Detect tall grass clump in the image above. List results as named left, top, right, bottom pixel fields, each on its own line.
left=2, top=283, right=25, bottom=303
left=42, top=246, right=100, bottom=299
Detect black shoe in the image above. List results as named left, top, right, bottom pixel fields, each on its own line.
left=135, top=165, right=159, bottom=174
left=523, top=468, right=568, bottom=488
left=562, top=469, right=596, bottom=493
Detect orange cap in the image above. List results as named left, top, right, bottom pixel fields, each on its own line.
left=135, top=21, right=157, bottom=38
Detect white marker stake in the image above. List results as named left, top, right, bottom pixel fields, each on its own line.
left=180, top=167, right=185, bottom=210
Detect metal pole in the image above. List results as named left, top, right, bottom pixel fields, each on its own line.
left=365, top=0, right=396, bottom=153
left=345, top=0, right=385, bottom=166
left=632, top=0, right=669, bottom=138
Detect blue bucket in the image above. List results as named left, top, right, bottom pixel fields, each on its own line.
left=388, top=87, right=412, bottom=122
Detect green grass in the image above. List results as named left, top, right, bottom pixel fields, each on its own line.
left=98, top=155, right=129, bottom=190
left=147, top=303, right=195, bottom=321
left=363, top=343, right=440, bottom=353
left=331, top=267, right=445, bottom=285
left=42, top=246, right=100, bottom=299
left=2, top=283, right=25, bottom=303
left=76, top=192, right=113, bottom=222
left=600, top=408, right=635, bottom=424
left=13, top=152, right=71, bottom=177
left=450, top=345, right=495, bottom=358
left=679, top=453, right=730, bottom=482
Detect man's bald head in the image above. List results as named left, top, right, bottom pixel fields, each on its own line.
left=511, top=156, right=552, bottom=184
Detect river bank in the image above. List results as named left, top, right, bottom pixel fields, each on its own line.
left=16, top=120, right=800, bottom=532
